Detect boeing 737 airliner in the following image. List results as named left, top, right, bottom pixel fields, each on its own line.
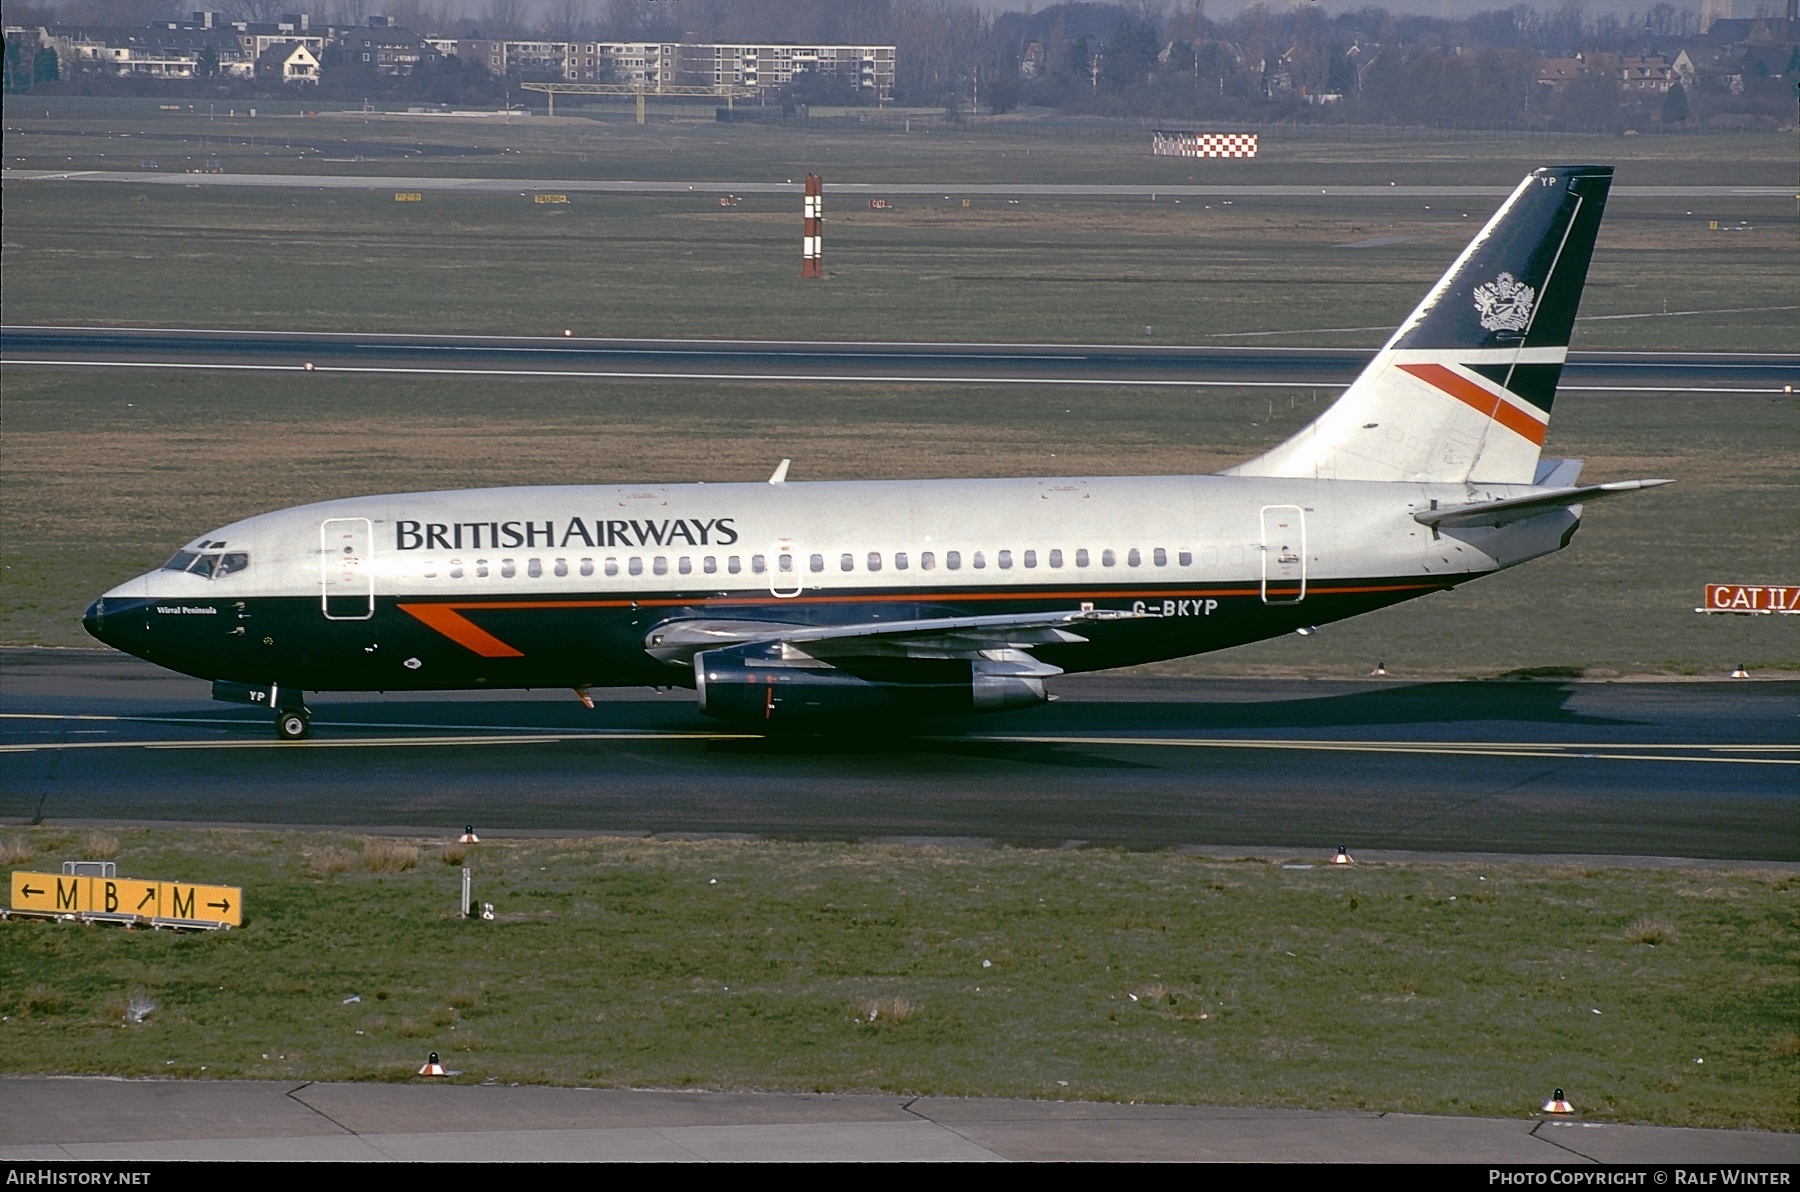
left=84, top=165, right=1668, bottom=739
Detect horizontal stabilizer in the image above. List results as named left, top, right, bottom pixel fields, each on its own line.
left=1415, top=479, right=1673, bottom=529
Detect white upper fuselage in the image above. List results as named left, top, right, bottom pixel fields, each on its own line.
left=113, top=472, right=1568, bottom=609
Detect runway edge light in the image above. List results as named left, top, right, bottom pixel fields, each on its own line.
left=1333, top=846, right=1354, bottom=865
left=1542, top=1088, right=1574, bottom=1115
left=418, top=1052, right=448, bottom=1078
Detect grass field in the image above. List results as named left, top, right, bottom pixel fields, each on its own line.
left=8, top=101, right=1797, bottom=188
left=2, top=827, right=1794, bottom=1130
left=1, top=178, right=1792, bottom=351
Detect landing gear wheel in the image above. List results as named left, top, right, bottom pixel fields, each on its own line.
left=276, top=710, right=310, bottom=741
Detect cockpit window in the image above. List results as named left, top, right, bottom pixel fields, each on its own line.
left=160, top=550, right=250, bottom=579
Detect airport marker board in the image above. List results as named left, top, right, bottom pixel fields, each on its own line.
left=10, top=871, right=242, bottom=927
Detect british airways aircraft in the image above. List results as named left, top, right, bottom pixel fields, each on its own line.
left=84, top=165, right=1667, bottom=739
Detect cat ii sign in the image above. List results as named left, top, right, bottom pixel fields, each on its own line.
left=1699, top=584, right=1800, bottom=615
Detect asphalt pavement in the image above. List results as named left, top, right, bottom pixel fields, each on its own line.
left=2, top=1079, right=1794, bottom=1163
left=4, top=326, right=1794, bottom=393
left=4, top=650, right=1795, bottom=861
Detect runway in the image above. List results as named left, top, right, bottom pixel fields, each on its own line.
left=4, top=650, right=1794, bottom=862
left=5, top=326, right=1794, bottom=393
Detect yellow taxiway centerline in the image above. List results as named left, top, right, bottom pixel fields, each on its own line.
left=0, top=725, right=1792, bottom=763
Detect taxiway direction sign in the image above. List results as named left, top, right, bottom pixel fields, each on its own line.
left=10, top=871, right=242, bottom=926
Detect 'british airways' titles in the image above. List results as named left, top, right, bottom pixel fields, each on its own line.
left=395, top=517, right=738, bottom=552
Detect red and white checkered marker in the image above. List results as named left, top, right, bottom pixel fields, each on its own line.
left=1152, top=130, right=1258, bottom=158
left=418, top=1052, right=448, bottom=1078
left=1542, top=1088, right=1574, bottom=1114
left=1333, top=846, right=1354, bottom=865
left=458, top=826, right=479, bottom=843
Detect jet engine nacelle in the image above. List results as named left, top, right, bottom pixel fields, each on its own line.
left=693, top=650, right=1050, bottom=725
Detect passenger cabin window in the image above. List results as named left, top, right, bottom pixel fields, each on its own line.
left=998, top=550, right=1013, bottom=570
left=1049, top=549, right=1063, bottom=568
left=678, top=557, right=692, bottom=575
left=895, top=552, right=909, bottom=570
left=704, top=556, right=717, bottom=574
left=628, top=557, right=643, bottom=576
left=604, top=558, right=618, bottom=577
left=477, top=560, right=490, bottom=578
left=501, top=559, right=516, bottom=578
left=867, top=552, right=882, bottom=572
left=973, top=551, right=987, bottom=569
left=810, top=554, right=825, bottom=573
left=753, top=555, right=768, bottom=574
left=945, top=551, right=961, bottom=570
left=1154, top=548, right=1168, bottom=567
left=1076, top=549, right=1090, bottom=567
left=653, top=556, right=668, bottom=576
left=528, top=559, right=543, bottom=578
left=921, top=551, right=935, bottom=571
left=1023, top=550, right=1037, bottom=568
left=1101, top=549, right=1116, bottom=567
left=1127, top=549, right=1141, bottom=568
left=728, top=556, right=742, bottom=574
left=1179, top=550, right=1193, bottom=567
left=450, top=559, right=464, bottom=579
left=580, top=558, right=593, bottom=577
left=840, top=553, right=855, bottom=572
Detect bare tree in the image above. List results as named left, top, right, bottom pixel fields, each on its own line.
left=329, top=0, right=372, bottom=28
left=541, top=0, right=593, bottom=40
left=483, top=0, right=531, bottom=39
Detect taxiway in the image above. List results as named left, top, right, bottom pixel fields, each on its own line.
left=4, top=651, right=1794, bottom=862
left=4, top=326, right=1793, bottom=393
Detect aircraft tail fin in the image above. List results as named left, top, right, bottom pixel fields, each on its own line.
left=1224, top=165, right=1613, bottom=485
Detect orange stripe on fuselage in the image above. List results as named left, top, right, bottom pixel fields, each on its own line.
left=396, top=603, right=525, bottom=658
left=1398, top=362, right=1546, bottom=447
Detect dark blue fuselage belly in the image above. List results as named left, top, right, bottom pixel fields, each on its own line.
left=87, top=577, right=1451, bottom=693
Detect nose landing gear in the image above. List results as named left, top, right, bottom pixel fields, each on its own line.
left=213, top=680, right=312, bottom=740
left=271, top=686, right=312, bottom=740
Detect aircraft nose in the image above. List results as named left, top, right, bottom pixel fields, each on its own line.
left=83, top=597, right=107, bottom=643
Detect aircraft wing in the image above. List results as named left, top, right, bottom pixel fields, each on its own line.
left=645, top=607, right=1145, bottom=667
left=1415, top=479, right=1673, bottom=529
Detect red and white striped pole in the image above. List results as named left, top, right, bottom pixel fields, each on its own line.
left=801, top=173, right=823, bottom=279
